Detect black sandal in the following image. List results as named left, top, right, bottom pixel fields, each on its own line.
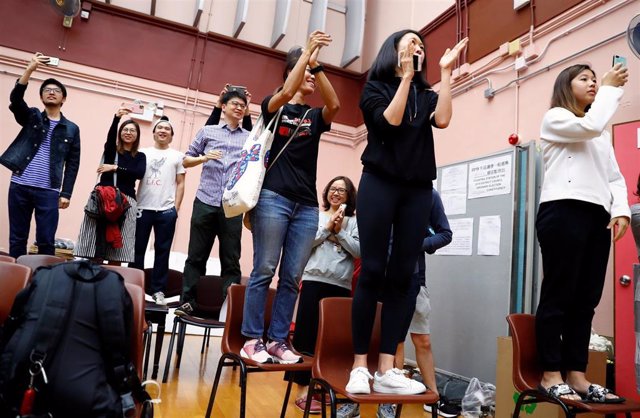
left=576, top=384, right=625, bottom=404
left=538, top=383, right=579, bottom=400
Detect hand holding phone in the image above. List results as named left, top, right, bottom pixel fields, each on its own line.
left=45, top=57, right=60, bottom=67
left=123, top=101, right=145, bottom=114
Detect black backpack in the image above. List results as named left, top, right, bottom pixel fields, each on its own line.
left=0, top=260, right=152, bottom=418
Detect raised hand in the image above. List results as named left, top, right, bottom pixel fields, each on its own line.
left=602, top=63, right=629, bottom=88
left=216, top=84, right=230, bottom=108
left=439, top=37, right=469, bottom=71
left=307, top=31, right=332, bottom=66
left=398, top=40, right=417, bottom=80
left=116, top=105, right=131, bottom=117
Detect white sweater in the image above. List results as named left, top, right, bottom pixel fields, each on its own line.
left=539, top=85, right=630, bottom=219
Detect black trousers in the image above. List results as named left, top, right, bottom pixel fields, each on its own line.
left=182, top=198, right=242, bottom=307
left=535, top=199, right=611, bottom=372
left=288, top=280, right=351, bottom=386
left=352, top=172, right=432, bottom=355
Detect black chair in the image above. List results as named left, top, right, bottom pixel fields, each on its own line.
left=162, top=275, right=226, bottom=382
left=143, top=268, right=183, bottom=307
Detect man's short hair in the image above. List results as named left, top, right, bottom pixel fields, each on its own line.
left=39, top=78, right=67, bottom=98
left=221, top=90, right=247, bottom=106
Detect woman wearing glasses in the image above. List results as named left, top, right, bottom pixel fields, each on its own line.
left=288, top=176, right=359, bottom=413
left=74, top=106, right=146, bottom=264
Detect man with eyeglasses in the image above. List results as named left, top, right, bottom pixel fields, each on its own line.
left=1, top=52, right=81, bottom=258
left=176, top=88, right=251, bottom=316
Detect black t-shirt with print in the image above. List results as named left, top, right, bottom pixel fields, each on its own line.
left=261, top=95, right=331, bottom=207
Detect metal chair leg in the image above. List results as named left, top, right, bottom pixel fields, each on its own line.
left=176, top=321, right=186, bottom=369
left=161, top=318, right=179, bottom=383
left=205, top=353, right=239, bottom=418
left=142, top=321, right=152, bottom=380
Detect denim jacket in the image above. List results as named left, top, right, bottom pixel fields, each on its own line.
left=0, top=81, right=81, bottom=199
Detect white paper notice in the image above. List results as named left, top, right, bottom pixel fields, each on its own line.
left=440, top=164, right=468, bottom=215
left=441, top=164, right=468, bottom=192
left=477, top=216, right=501, bottom=256
left=441, top=192, right=467, bottom=215
left=468, top=154, right=512, bottom=199
left=436, top=218, right=473, bottom=256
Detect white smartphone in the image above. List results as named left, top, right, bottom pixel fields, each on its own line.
left=339, top=203, right=347, bottom=212
left=44, top=56, right=60, bottom=67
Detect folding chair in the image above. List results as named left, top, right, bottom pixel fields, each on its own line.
left=506, top=313, right=640, bottom=418
left=305, top=297, right=439, bottom=418
left=162, top=275, right=226, bottom=382
left=205, top=285, right=312, bottom=418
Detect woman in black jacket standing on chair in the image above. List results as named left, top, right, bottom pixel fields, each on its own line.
left=346, top=30, right=467, bottom=395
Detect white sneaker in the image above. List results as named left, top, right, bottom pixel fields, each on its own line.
left=152, top=291, right=166, bottom=305
left=372, top=368, right=426, bottom=395
left=345, top=367, right=373, bottom=394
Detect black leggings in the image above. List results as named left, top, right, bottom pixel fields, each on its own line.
left=352, top=172, right=432, bottom=355
left=535, top=199, right=611, bottom=372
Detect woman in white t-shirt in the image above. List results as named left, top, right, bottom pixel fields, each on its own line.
left=130, top=117, right=186, bottom=305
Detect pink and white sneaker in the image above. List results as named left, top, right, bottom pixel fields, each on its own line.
left=266, top=340, right=302, bottom=364
left=240, top=339, right=273, bottom=364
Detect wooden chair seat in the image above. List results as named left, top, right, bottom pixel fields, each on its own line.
left=506, top=313, right=640, bottom=418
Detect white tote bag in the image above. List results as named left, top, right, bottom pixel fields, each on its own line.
left=222, top=108, right=283, bottom=218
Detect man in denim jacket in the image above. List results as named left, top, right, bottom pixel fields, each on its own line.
left=0, top=52, right=81, bottom=258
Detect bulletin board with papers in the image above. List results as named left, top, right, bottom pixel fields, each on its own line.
left=414, top=144, right=539, bottom=384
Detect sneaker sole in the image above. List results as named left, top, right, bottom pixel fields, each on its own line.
left=271, top=357, right=303, bottom=365
left=345, top=385, right=371, bottom=395
left=240, top=348, right=274, bottom=364
left=372, top=383, right=426, bottom=395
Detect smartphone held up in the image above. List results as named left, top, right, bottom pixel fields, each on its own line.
left=613, top=54, right=627, bottom=68
left=397, top=52, right=424, bottom=72
left=38, top=54, right=60, bottom=67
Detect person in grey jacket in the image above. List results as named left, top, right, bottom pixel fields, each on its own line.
left=1, top=52, right=80, bottom=258
left=288, top=175, right=360, bottom=414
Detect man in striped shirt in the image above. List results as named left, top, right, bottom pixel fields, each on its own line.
left=176, top=89, right=250, bottom=316
left=1, top=52, right=81, bottom=258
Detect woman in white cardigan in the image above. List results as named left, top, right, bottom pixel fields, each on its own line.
left=535, top=63, right=629, bottom=403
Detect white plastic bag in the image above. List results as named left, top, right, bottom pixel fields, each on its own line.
left=461, top=377, right=496, bottom=417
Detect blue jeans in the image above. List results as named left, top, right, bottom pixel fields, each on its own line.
left=130, top=207, right=178, bottom=294
left=241, top=189, right=318, bottom=342
left=8, top=182, right=60, bottom=258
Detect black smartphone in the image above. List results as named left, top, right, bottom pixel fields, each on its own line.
left=413, top=55, right=422, bottom=72
left=228, top=85, right=246, bottom=93
left=612, top=55, right=627, bottom=67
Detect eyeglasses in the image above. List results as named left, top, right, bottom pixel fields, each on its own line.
left=43, top=88, right=62, bottom=94
left=228, top=101, right=247, bottom=109
left=121, top=128, right=137, bottom=134
left=329, top=187, right=347, bottom=195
